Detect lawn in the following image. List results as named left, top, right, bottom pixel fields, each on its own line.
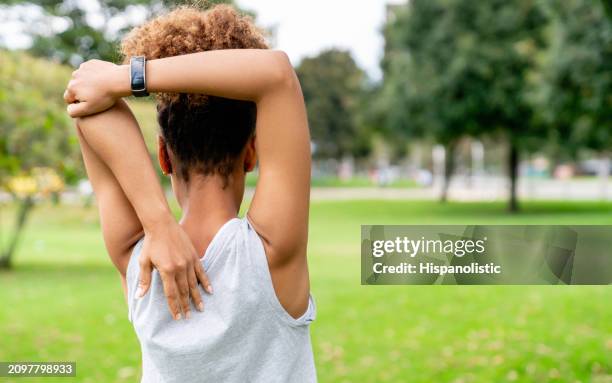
left=0, top=200, right=611, bottom=382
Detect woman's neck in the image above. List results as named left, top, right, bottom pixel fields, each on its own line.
left=176, top=175, right=242, bottom=257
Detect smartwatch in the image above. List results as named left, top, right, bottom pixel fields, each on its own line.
left=130, top=56, right=149, bottom=97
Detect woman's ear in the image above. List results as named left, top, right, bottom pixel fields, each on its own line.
left=244, top=136, right=257, bottom=172
left=157, top=136, right=173, bottom=175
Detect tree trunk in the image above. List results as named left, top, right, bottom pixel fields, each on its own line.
left=508, top=143, right=520, bottom=212
left=0, top=196, right=34, bottom=269
left=440, top=142, right=456, bottom=203
left=469, top=140, right=484, bottom=190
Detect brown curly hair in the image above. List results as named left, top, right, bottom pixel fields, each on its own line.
left=120, top=4, right=269, bottom=182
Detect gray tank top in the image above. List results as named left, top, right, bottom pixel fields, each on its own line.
left=126, top=217, right=317, bottom=383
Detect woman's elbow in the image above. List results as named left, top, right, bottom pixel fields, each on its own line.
left=268, top=50, right=299, bottom=91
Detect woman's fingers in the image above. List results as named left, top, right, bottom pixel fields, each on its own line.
left=63, top=88, right=77, bottom=104
left=176, top=269, right=191, bottom=319
left=67, top=102, right=90, bottom=118
left=137, top=258, right=153, bottom=298
left=188, top=268, right=204, bottom=312
left=195, top=261, right=213, bottom=294
left=159, top=271, right=182, bottom=320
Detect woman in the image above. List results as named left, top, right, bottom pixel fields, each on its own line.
left=64, top=5, right=315, bottom=382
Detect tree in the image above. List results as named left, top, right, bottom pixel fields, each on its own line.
left=381, top=0, right=548, bottom=210
left=537, top=0, right=611, bottom=156
left=0, top=0, right=237, bottom=66
left=603, top=0, right=612, bottom=19
left=0, top=51, right=81, bottom=268
left=296, top=49, right=371, bottom=160
left=381, top=2, right=464, bottom=201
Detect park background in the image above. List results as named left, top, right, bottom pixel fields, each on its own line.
left=0, top=0, right=611, bottom=382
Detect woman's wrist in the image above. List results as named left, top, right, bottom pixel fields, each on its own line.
left=132, top=193, right=175, bottom=234
left=141, top=206, right=176, bottom=234
left=111, top=64, right=133, bottom=99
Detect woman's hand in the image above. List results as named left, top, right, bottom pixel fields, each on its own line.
left=64, top=60, right=130, bottom=118
left=139, top=217, right=213, bottom=320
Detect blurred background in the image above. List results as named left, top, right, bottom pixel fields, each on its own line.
left=0, top=0, right=610, bottom=382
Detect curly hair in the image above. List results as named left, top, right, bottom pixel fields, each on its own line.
left=119, top=4, right=269, bottom=182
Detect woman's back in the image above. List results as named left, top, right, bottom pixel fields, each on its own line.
left=126, top=217, right=316, bottom=383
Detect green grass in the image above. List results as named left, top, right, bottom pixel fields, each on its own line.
left=1, top=200, right=611, bottom=382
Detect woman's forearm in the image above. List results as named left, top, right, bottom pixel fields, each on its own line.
left=76, top=100, right=173, bottom=233
left=113, top=49, right=296, bottom=102
left=75, top=100, right=211, bottom=318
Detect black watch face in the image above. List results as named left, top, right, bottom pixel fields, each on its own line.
left=131, top=58, right=146, bottom=91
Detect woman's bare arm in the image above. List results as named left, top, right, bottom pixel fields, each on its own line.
left=67, top=50, right=310, bottom=264
left=72, top=100, right=211, bottom=320
left=66, top=50, right=311, bottom=316
left=75, top=105, right=143, bottom=277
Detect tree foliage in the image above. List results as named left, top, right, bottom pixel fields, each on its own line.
left=296, top=49, right=371, bottom=159
left=0, top=50, right=81, bottom=267
left=0, top=51, right=81, bottom=182
left=537, top=0, right=612, bottom=154
left=0, top=0, right=236, bottom=65
left=382, top=0, right=548, bottom=210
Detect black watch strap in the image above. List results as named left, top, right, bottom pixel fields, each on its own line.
left=130, top=56, right=149, bottom=97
